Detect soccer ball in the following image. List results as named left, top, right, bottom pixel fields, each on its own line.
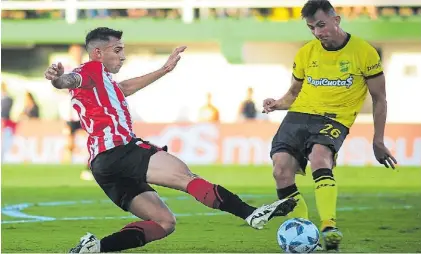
left=277, top=218, right=320, bottom=253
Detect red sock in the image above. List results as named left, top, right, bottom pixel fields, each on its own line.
left=100, top=221, right=167, bottom=252
left=186, top=178, right=256, bottom=219
left=186, top=178, right=222, bottom=209
left=121, top=220, right=167, bottom=243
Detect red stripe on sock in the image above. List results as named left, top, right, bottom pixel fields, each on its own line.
left=186, top=178, right=219, bottom=209
left=213, top=185, right=224, bottom=203
left=120, top=221, right=167, bottom=243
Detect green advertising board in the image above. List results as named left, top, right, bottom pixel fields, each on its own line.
left=2, top=18, right=420, bottom=62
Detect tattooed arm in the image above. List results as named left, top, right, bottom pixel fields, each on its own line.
left=45, top=62, right=82, bottom=89
left=51, top=73, right=82, bottom=89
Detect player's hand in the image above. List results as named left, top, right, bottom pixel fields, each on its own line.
left=262, top=98, right=278, bottom=113
left=162, top=46, right=187, bottom=73
left=373, top=141, right=397, bottom=169
left=44, top=62, right=65, bottom=81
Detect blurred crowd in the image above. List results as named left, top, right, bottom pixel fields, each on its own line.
left=2, top=5, right=421, bottom=20
left=2, top=82, right=40, bottom=122
left=1, top=81, right=263, bottom=124
left=1, top=82, right=40, bottom=161
left=198, top=87, right=265, bottom=123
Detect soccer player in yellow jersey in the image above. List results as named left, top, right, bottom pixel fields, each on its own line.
left=262, top=0, right=397, bottom=251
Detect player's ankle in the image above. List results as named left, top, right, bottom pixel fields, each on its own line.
left=216, top=185, right=256, bottom=219
left=321, top=220, right=336, bottom=231
left=276, top=184, right=298, bottom=200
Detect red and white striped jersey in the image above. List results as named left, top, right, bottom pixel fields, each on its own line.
left=69, top=61, right=135, bottom=165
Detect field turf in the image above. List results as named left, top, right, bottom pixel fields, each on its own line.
left=1, top=164, right=420, bottom=253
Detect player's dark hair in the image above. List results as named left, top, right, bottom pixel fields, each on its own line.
left=85, top=27, right=123, bottom=50
left=301, top=0, right=336, bottom=18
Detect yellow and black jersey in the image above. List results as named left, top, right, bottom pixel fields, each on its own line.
left=290, top=33, right=383, bottom=128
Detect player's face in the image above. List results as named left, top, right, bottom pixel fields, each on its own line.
left=306, top=9, right=340, bottom=48
left=100, top=37, right=126, bottom=74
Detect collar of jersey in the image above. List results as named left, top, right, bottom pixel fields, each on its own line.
left=322, top=33, right=351, bottom=52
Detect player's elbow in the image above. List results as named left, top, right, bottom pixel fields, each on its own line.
left=118, top=83, right=133, bottom=96
left=371, top=94, right=387, bottom=113
left=289, top=90, right=300, bottom=99
left=289, top=81, right=303, bottom=98
left=122, top=90, right=132, bottom=97
left=371, top=92, right=387, bottom=105
left=284, top=90, right=299, bottom=108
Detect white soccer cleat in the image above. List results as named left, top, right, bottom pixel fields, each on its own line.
left=246, top=198, right=297, bottom=230
left=69, top=233, right=100, bottom=253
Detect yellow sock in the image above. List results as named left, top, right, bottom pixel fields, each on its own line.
left=287, top=193, right=308, bottom=219
left=313, top=168, right=338, bottom=230
left=277, top=184, right=308, bottom=219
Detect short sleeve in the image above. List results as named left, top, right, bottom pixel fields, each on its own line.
left=292, top=48, right=305, bottom=81
left=361, top=45, right=383, bottom=79
left=71, top=61, right=102, bottom=88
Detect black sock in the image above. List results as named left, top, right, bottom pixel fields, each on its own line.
left=100, top=229, right=145, bottom=252
left=277, top=184, right=299, bottom=199
left=216, top=185, right=257, bottom=219
left=312, top=168, right=334, bottom=181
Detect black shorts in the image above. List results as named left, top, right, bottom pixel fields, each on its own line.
left=90, top=138, right=168, bottom=212
left=66, top=121, right=82, bottom=134
left=270, top=112, right=349, bottom=172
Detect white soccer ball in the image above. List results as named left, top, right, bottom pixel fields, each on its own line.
left=277, top=218, right=320, bottom=253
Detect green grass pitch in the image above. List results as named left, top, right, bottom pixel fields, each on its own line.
left=1, top=164, right=421, bottom=253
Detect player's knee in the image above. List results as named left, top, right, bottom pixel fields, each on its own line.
left=156, top=214, right=177, bottom=235
left=309, top=144, right=333, bottom=170
left=272, top=167, right=295, bottom=185
left=272, top=154, right=295, bottom=186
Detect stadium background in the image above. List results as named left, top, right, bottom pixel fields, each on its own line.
left=1, top=0, right=421, bottom=252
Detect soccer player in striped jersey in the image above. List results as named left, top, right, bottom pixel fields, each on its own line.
left=44, top=27, right=297, bottom=253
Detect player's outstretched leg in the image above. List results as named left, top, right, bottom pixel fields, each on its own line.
left=309, top=144, right=342, bottom=251
left=70, top=192, right=175, bottom=253
left=272, top=152, right=309, bottom=220
left=69, top=222, right=168, bottom=253
left=146, top=151, right=297, bottom=230
left=186, top=177, right=296, bottom=229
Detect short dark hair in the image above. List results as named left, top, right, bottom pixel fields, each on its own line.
left=301, top=0, right=335, bottom=18
left=85, top=27, right=123, bottom=49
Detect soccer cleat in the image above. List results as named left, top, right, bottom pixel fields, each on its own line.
left=69, top=233, right=100, bottom=253
left=246, top=198, right=297, bottom=230
left=322, top=227, right=343, bottom=252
